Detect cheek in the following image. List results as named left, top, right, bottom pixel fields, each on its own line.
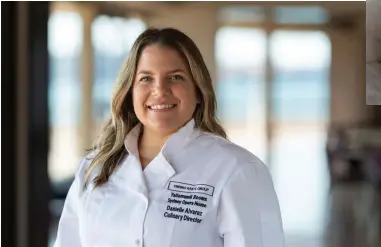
left=132, top=87, right=148, bottom=112
left=174, top=85, right=198, bottom=106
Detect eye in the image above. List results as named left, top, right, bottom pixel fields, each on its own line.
left=170, top=75, right=184, bottom=81
left=140, top=76, right=152, bottom=82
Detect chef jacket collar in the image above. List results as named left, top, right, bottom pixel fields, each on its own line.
left=123, top=119, right=200, bottom=173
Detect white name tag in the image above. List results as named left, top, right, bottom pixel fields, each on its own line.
left=167, top=181, right=214, bottom=196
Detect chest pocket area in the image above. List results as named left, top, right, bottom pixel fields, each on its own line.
left=161, top=181, right=219, bottom=247
left=163, top=181, right=216, bottom=228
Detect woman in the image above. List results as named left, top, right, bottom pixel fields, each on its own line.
left=54, top=27, right=285, bottom=247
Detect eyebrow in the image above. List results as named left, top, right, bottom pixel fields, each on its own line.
left=137, top=69, right=186, bottom=75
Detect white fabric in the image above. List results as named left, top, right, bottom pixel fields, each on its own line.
left=54, top=119, right=285, bottom=247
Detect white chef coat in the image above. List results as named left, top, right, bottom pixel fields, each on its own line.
left=54, top=119, right=285, bottom=247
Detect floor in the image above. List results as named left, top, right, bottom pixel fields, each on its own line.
left=270, top=130, right=381, bottom=247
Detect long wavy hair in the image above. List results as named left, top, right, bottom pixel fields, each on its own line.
left=85, top=27, right=227, bottom=188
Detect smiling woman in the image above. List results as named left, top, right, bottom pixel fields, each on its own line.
left=54, top=27, right=285, bottom=247
left=133, top=45, right=199, bottom=140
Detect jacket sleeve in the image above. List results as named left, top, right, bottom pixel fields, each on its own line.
left=53, top=158, right=86, bottom=247
left=217, top=160, right=286, bottom=247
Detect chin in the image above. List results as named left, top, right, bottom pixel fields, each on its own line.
left=152, top=122, right=179, bottom=134
left=148, top=118, right=187, bottom=135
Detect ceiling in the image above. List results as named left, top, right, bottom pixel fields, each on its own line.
left=114, top=1, right=365, bottom=17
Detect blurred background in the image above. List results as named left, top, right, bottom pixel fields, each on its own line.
left=366, top=0, right=381, bottom=104
left=3, top=1, right=381, bottom=247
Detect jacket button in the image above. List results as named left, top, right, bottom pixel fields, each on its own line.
left=135, top=239, right=141, bottom=245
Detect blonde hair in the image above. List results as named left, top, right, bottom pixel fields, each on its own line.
left=86, top=27, right=226, bottom=188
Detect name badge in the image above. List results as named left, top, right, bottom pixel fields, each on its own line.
left=167, top=181, right=214, bottom=196
left=164, top=181, right=215, bottom=224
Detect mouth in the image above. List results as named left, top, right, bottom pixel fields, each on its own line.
left=147, top=104, right=177, bottom=111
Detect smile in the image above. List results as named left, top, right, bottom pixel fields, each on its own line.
left=148, top=104, right=177, bottom=110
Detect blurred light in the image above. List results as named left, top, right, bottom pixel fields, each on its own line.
left=269, top=30, right=331, bottom=237
left=48, top=11, right=83, bottom=182
left=273, top=6, right=329, bottom=25
left=216, top=27, right=266, bottom=69
left=215, top=27, right=267, bottom=162
left=48, top=12, right=83, bottom=58
left=270, top=31, right=331, bottom=70
left=92, top=15, right=145, bottom=56
left=219, top=6, right=265, bottom=24
left=92, top=15, right=146, bottom=125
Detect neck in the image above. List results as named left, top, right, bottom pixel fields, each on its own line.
left=138, top=127, right=171, bottom=166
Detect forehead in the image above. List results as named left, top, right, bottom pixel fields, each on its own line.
left=137, top=45, right=189, bottom=71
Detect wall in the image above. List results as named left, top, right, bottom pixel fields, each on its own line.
left=366, top=0, right=381, bottom=105
left=145, top=3, right=219, bottom=85
left=119, top=2, right=370, bottom=127
left=329, top=16, right=368, bottom=125
left=147, top=3, right=368, bottom=126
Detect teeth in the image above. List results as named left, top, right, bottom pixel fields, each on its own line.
left=150, top=104, right=175, bottom=110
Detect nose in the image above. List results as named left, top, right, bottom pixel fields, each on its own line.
left=151, top=78, right=170, bottom=97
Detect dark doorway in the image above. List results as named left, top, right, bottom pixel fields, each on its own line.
left=2, top=2, right=51, bottom=247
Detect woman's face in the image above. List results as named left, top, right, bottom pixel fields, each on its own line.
left=132, top=44, right=199, bottom=135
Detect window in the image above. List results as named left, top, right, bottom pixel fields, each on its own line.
left=273, top=6, right=329, bottom=25
left=48, top=11, right=83, bottom=182
left=219, top=6, right=265, bottom=24
left=215, top=27, right=267, bottom=162
left=92, top=16, right=145, bottom=133
left=269, top=30, right=331, bottom=236
left=270, top=31, right=331, bottom=124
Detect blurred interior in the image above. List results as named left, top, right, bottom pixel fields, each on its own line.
left=3, top=1, right=381, bottom=247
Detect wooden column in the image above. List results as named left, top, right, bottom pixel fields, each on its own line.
left=79, top=5, right=97, bottom=153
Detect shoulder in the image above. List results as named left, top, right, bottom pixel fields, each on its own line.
left=74, top=151, right=98, bottom=188
left=197, top=132, right=262, bottom=163
left=193, top=132, right=268, bottom=178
